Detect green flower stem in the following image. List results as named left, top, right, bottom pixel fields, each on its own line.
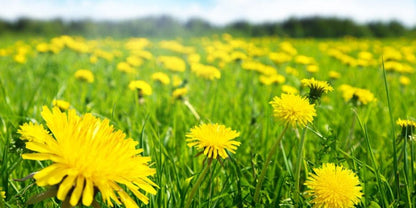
left=254, top=125, right=289, bottom=204
left=185, top=159, right=212, bottom=208
left=294, top=127, right=307, bottom=204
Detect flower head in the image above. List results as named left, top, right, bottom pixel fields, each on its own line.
left=186, top=123, right=240, bottom=159
left=281, top=85, right=299, bottom=94
left=172, top=87, right=188, bottom=100
left=397, top=118, right=416, bottom=140
left=129, top=80, right=152, bottom=96
left=0, top=188, right=5, bottom=199
left=18, top=107, right=157, bottom=207
left=301, top=78, right=333, bottom=103
left=52, top=99, right=70, bottom=111
left=74, top=69, right=94, bottom=83
left=305, top=163, right=362, bottom=208
left=152, top=72, right=170, bottom=85
left=338, top=85, right=376, bottom=105
left=269, top=94, right=316, bottom=128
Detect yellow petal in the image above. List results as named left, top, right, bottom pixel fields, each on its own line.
left=70, top=176, right=84, bottom=206
left=82, top=178, right=94, bottom=206
left=57, top=175, right=76, bottom=201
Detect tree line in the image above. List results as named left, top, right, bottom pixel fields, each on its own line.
left=0, top=16, right=414, bottom=38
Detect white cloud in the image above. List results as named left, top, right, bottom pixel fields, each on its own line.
left=0, top=0, right=415, bottom=26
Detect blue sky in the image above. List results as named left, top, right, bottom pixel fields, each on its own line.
left=1, top=0, right=415, bottom=26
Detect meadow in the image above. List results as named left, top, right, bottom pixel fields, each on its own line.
left=0, top=34, right=415, bottom=207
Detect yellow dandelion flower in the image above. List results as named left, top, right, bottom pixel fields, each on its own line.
left=128, top=80, right=152, bottom=96
left=152, top=72, right=170, bottom=85
left=259, top=74, right=285, bottom=85
left=89, top=55, right=98, bottom=64
left=14, top=54, right=27, bottom=64
left=74, top=69, right=94, bottom=83
left=172, top=87, right=188, bottom=99
left=306, top=65, right=319, bottom=73
left=186, top=123, right=240, bottom=159
left=191, top=63, right=221, bottom=80
left=302, top=78, right=333, bottom=93
left=397, top=118, right=416, bottom=140
left=329, top=71, right=341, bottom=79
left=36, top=43, right=50, bottom=53
left=305, top=163, right=362, bottom=208
left=399, top=76, right=410, bottom=86
left=172, top=75, right=183, bottom=87
left=338, top=85, right=376, bottom=105
left=281, top=85, right=298, bottom=94
left=18, top=107, right=157, bottom=207
left=1, top=188, right=5, bottom=199
left=52, top=99, right=70, bottom=111
left=117, top=62, right=136, bottom=74
left=269, top=94, right=316, bottom=128
left=301, top=78, right=333, bottom=102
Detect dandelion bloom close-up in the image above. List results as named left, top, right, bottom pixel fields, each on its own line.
left=186, top=123, right=240, bottom=159
left=269, top=93, right=316, bottom=127
left=18, top=106, right=157, bottom=207
left=305, top=163, right=362, bottom=208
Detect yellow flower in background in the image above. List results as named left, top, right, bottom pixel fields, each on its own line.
left=36, top=43, right=50, bottom=53
left=74, top=69, right=94, bottom=83
left=397, top=118, right=416, bottom=140
left=158, top=56, right=186, bottom=72
left=172, top=87, right=188, bottom=99
left=152, top=72, right=170, bottom=85
left=14, top=54, right=27, bottom=64
left=305, top=163, right=362, bottom=208
left=186, top=123, right=240, bottom=159
left=339, top=85, right=376, bottom=105
left=399, top=76, right=410, bottom=86
left=89, top=55, right=98, bottom=64
left=306, top=65, right=319, bottom=73
left=117, top=62, right=136, bottom=74
left=129, top=80, right=152, bottom=96
left=18, top=107, right=157, bottom=207
left=172, top=75, right=183, bottom=87
left=285, top=66, right=299, bottom=76
left=259, top=74, right=285, bottom=85
left=52, top=99, right=70, bottom=111
left=126, top=56, right=143, bottom=67
left=281, top=85, right=298, bottom=94
left=1, top=188, right=5, bottom=199
left=191, top=63, right=221, bottom=80
left=329, top=70, right=341, bottom=79
left=270, top=94, right=316, bottom=128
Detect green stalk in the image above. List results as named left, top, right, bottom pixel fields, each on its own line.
left=381, top=59, right=399, bottom=198
left=185, top=159, right=212, bottom=208
left=294, top=127, right=307, bottom=204
left=253, top=125, right=289, bottom=204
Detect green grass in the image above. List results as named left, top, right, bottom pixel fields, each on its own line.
left=0, top=35, right=415, bottom=207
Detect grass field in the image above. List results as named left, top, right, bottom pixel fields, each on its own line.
left=0, top=34, right=415, bottom=207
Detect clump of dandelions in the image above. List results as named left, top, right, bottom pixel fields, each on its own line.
left=18, top=106, right=157, bottom=208
left=301, top=78, right=334, bottom=103
left=305, top=163, right=362, bottom=208
left=185, top=123, right=240, bottom=208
